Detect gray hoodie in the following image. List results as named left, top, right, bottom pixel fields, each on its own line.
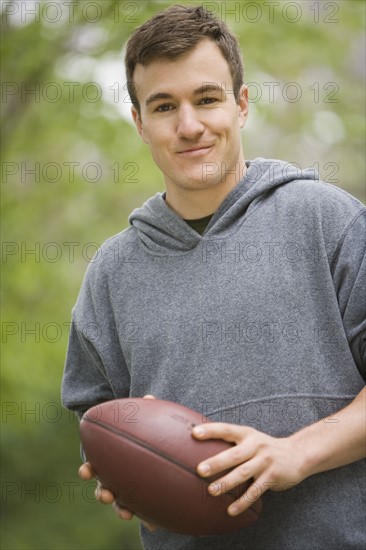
left=62, top=158, right=366, bottom=550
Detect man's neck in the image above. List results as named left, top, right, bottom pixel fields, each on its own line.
left=164, top=162, right=247, bottom=219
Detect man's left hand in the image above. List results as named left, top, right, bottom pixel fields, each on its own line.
left=192, top=423, right=305, bottom=517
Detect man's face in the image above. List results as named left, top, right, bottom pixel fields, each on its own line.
left=131, top=39, right=248, bottom=195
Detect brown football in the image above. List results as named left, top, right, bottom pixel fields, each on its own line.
left=79, top=398, right=262, bottom=535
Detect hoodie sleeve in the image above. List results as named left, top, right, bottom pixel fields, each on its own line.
left=331, top=209, right=366, bottom=380
left=61, top=243, right=131, bottom=417
left=61, top=320, right=116, bottom=418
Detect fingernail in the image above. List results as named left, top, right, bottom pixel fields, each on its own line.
left=142, top=522, right=156, bottom=532
left=208, top=483, right=219, bottom=495
left=198, top=463, right=210, bottom=475
left=228, top=505, right=239, bottom=516
left=193, top=426, right=205, bottom=437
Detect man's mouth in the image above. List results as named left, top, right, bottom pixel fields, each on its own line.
left=176, top=144, right=214, bottom=156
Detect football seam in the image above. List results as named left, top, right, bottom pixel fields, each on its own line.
left=83, top=417, right=201, bottom=477
left=82, top=417, right=261, bottom=517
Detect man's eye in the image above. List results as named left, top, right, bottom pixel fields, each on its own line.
left=200, top=97, right=217, bottom=105
left=156, top=104, right=174, bottom=112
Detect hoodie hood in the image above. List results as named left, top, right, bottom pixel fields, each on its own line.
left=129, top=158, right=318, bottom=255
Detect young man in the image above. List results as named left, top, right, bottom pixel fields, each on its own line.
left=62, top=5, right=366, bottom=550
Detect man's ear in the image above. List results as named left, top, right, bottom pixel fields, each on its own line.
left=131, top=106, right=149, bottom=144
left=238, top=85, right=249, bottom=129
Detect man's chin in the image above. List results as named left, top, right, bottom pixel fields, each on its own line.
left=169, top=168, right=224, bottom=189
left=178, top=179, right=226, bottom=194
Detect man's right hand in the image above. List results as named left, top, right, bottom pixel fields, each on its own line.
left=78, top=395, right=157, bottom=532
left=78, top=462, right=135, bottom=519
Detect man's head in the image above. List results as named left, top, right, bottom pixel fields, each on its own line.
left=125, top=4, right=244, bottom=115
left=124, top=5, right=248, bottom=216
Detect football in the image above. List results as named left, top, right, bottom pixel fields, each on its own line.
left=79, top=398, right=262, bottom=535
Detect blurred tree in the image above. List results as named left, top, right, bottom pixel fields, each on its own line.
left=1, top=1, right=365, bottom=549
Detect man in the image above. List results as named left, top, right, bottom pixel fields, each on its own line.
left=62, top=5, right=366, bottom=550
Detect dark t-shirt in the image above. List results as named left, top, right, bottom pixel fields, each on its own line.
left=183, top=213, right=213, bottom=235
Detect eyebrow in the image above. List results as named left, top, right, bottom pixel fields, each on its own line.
left=145, top=84, right=226, bottom=106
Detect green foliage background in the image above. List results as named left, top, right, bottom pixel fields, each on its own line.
left=1, top=1, right=365, bottom=549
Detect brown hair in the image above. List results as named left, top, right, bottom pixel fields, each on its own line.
left=125, top=4, right=244, bottom=113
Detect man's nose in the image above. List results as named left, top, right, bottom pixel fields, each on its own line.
left=176, top=104, right=205, bottom=140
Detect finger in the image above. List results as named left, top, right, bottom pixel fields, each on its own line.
left=113, top=504, right=157, bottom=530
left=227, top=480, right=266, bottom=517
left=193, top=422, right=251, bottom=443
left=207, top=457, right=261, bottom=496
left=141, top=521, right=157, bottom=532
left=95, top=483, right=115, bottom=504
left=193, top=423, right=254, bottom=477
left=113, top=502, right=134, bottom=520
left=78, top=462, right=94, bottom=480
left=196, top=443, right=254, bottom=478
